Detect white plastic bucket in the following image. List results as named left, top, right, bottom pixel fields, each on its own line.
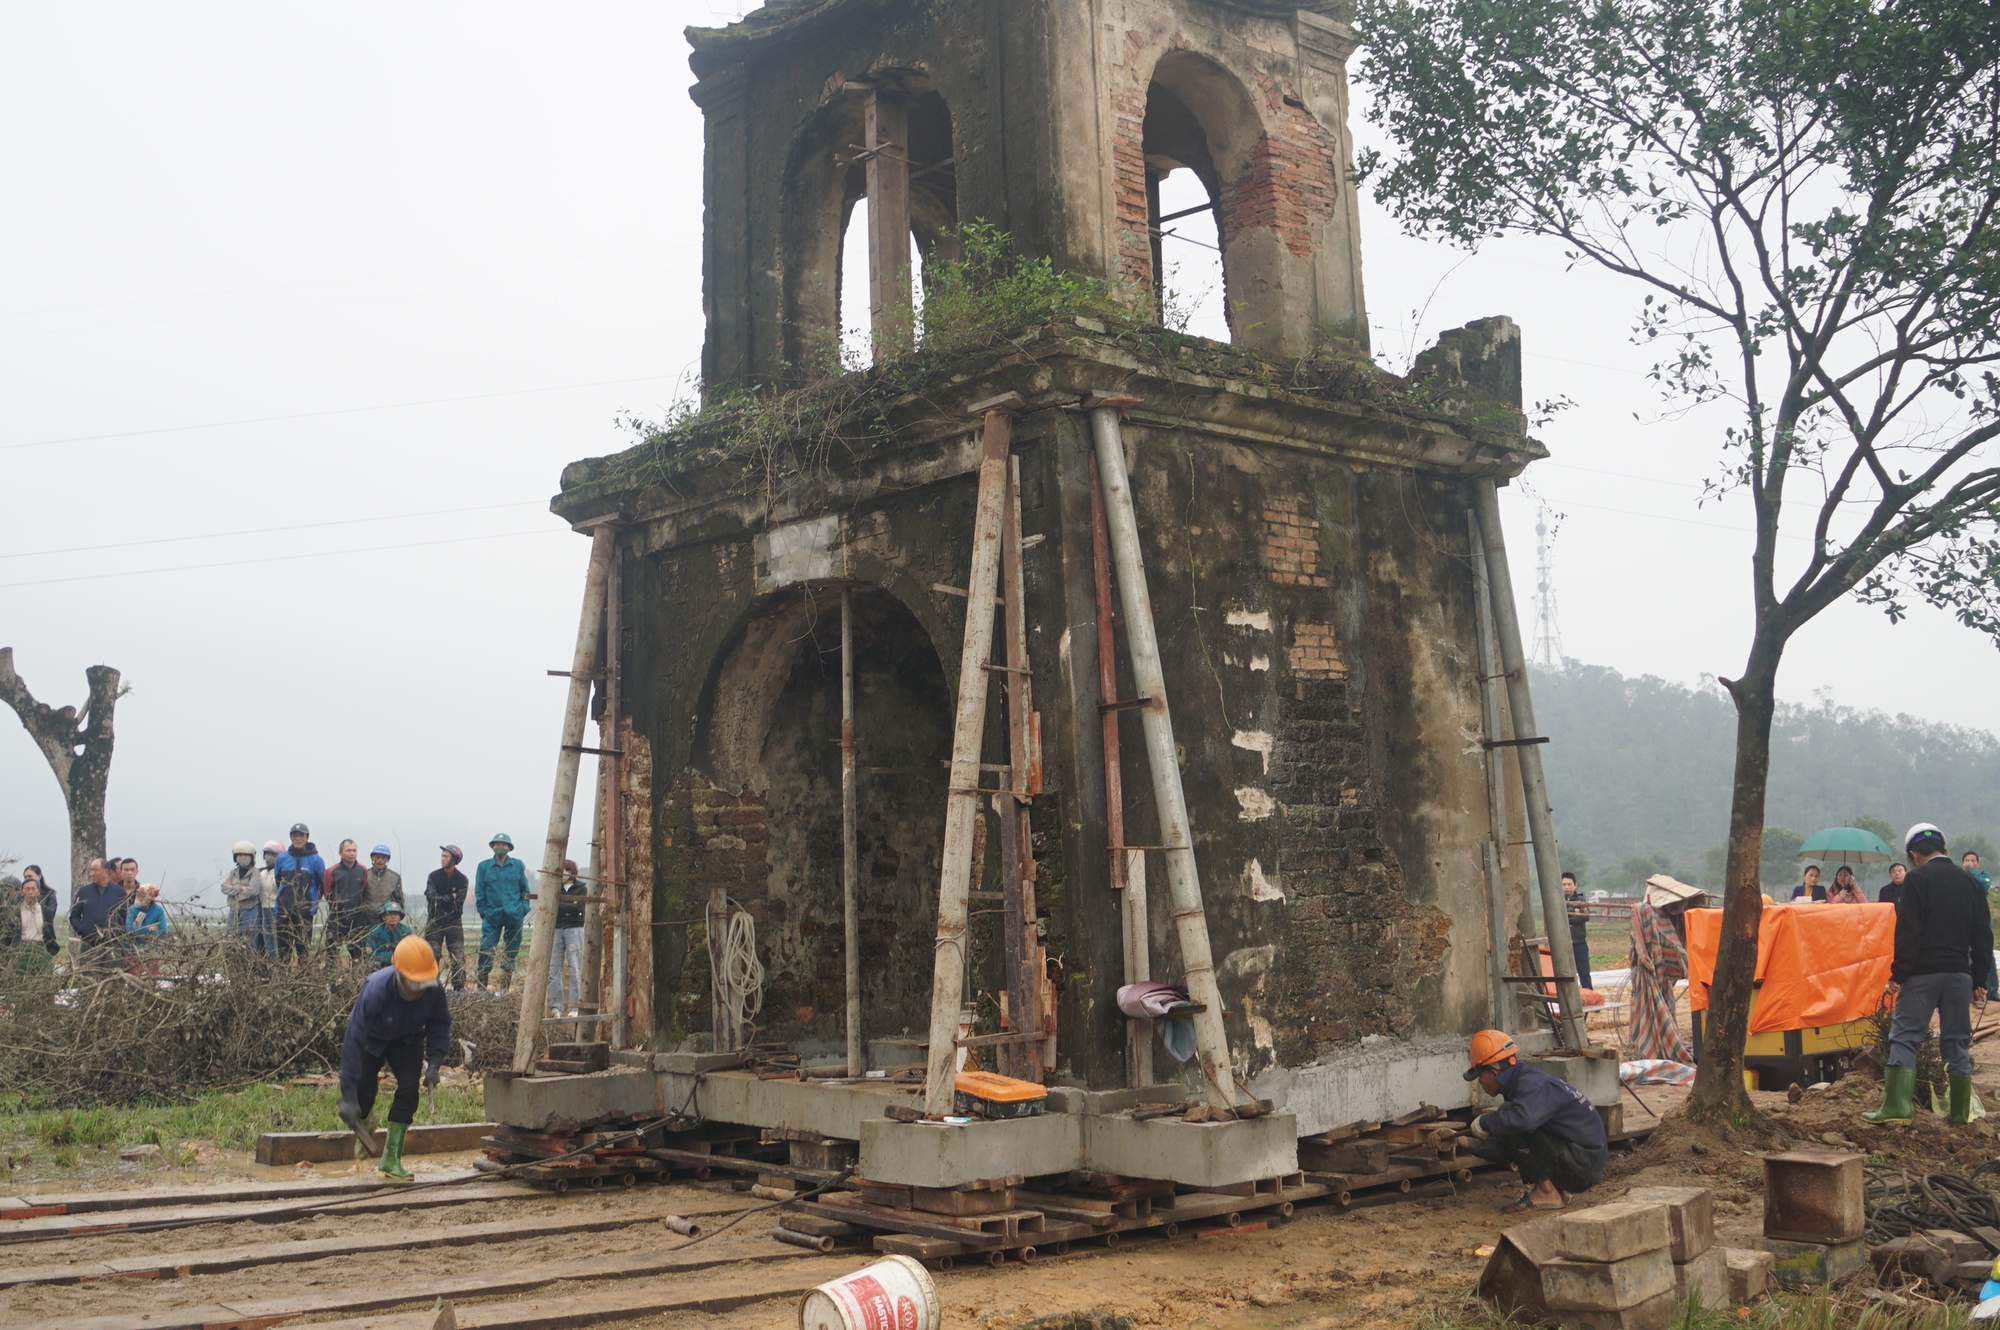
left=799, top=1254, right=940, bottom=1330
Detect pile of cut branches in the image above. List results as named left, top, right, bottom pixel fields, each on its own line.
left=0, top=934, right=515, bottom=1105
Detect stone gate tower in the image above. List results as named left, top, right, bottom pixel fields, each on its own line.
left=548, top=0, right=1595, bottom=1133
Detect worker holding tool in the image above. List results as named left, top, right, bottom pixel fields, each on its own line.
left=1457, top=1030, right=1608, bottom=1212
left=1865, top=823, right=1993, bottom=1126
left=338, top=935, right=451, bottom=1180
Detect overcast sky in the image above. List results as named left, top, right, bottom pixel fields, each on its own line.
left=4, top=3, right=1994, bottom=902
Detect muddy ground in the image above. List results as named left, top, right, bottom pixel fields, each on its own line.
left=8, top=1069, right=1998, bottom=1330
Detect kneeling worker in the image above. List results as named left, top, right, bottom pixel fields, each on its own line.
left=339, top=935, right=451, bottom=1180
left=1458, top=1030, right=1608, bottom=1211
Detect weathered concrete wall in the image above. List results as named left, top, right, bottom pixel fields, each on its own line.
left=589, top=372, right=1512, bottom=1082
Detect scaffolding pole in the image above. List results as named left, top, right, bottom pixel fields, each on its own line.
left=513, top=524, right=615, bottom=1073
left=1467, top=512, right=1514, bottom=1032
left=1087, top=397, right=1237, bottom=1108
left=841, top=588, right=862, bottom=1077
left=1472, top=480, right=1586, bottom=1049
left=921, top=397, right=1019, bottom=1115
left=1091, top=453, right=1152, bottom=1089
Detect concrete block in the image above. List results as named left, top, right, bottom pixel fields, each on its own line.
left=1725, top=1247, right=1775, bottom=1302
left=1763, top=1151, right=1865, bottom=1243
left=1529, top=1054, right=1622, bottom=1108
left=1554, top=1287, right=1680, bottom=1330
left=857, top=1113, right=1082, bottom=1188
left=1674, top=1244, right=1729, bottom=1310
left=1080, top=1112, right=1299, bottom=1188
left=693, top=1071, right=914, bottom=1143
left=1556, top=1202, right=1674, bottom=1263
left=1759, top=1235, right=1866, bottom=1288
left=1477, top=1215, right=1564, bottom=1320
left=1542, top=1248, right=1675, bottom=1312
left=483, top=1068, right=665, bottom=1132
left=1623, top=1186, right=1715, bottom=1262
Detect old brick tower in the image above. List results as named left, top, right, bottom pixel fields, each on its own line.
left=547, top=0, right=1586, bottom=1133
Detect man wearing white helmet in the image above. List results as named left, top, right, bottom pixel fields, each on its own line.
left=1864, top=823, right=1994, bottom=1126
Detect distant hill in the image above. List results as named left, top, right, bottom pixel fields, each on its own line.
left=1534, top=662, right=2000, bottom=893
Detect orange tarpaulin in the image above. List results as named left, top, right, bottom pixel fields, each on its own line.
left=1684, top=903, right=1896, bottom=1033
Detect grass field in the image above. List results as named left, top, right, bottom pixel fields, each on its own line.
left=0, top=1081, right=486, bottom=1169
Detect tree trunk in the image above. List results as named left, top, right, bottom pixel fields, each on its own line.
left=1686, top=638, right=1782, bottom=1124
left=0, top=649, right=123, bottom=893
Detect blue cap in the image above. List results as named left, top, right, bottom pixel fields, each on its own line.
left=370, top=844, right=392, bottom=859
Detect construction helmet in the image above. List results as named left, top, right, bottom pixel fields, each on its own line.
left=1465, top=1029, right=1520, bottom=1081
left=1906, top=822, right=1947, bottom=856
left=392, top=935, right=440, bottom=986
left=232, top=840, right=255, bottom=857
left=490, top=833, right=514, bottom=850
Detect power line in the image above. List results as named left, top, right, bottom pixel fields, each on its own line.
left=2, top=374, right=680, bottom=453
left=0, top=265, right=682, bottom=342
left=0, top=528, right=568, bottom=591
left=0, top=243, right=692, bottom=320
left=1, top=500, right=545, bottom=561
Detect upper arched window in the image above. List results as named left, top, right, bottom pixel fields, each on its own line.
left=782, top=73, right=956, bottom=374
left=1140, top=53, right=1265, bottom=347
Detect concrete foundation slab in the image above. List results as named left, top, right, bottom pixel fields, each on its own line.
left=1082, top=1114, right=1300, bottom=1189
left=689, top=1072, right=916, bottom=1143
left=858, top=1115, right=1083, bottom=1188
left=484, top=1069, right=666, bottom=1133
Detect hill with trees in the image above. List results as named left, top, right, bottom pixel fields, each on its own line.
left=1536, top=662, right=2000, bottom=894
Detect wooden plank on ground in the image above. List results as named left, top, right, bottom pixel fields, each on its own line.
left=255, top=1122, right=496, bottom=1166
left=269, top=1256, right=855, bottom=1330
left=63, top=1244, right=820, bottom=1330
left=0, top=1209, right=707, bottom=1289
left=0, top=1180, right=542, bottom=1242
left=0, top=1171, right=485, bottom=1220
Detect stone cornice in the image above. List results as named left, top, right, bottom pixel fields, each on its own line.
left=550, top=327, right=1543, bottom=537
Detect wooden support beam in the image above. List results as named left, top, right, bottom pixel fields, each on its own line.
left=48, top=1247, right=835, bottom=1330
left=0, top=1180, right=543, bottom=1243
left=0, top=1209, right=721, bottom=1290
left=254, top=1122, right=497, bottom=1166
left=865, top=90, right=912, bottom=361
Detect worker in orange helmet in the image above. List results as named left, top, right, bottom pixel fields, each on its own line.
left=1458, top=1030, right=1608, bottom=1211
left=338, top=935, right=451, bottom=1181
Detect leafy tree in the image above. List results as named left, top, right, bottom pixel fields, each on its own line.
left=1760, top=827, right=1804, bottom=887
left=1358, top=0, right=2000, bottom=1119
left=1619, top=853, right=1675, bottom=890
left=1849, top=815, right=1898, bottom=847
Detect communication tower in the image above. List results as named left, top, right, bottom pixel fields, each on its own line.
left=1531, top=503, right=1564, bottom=669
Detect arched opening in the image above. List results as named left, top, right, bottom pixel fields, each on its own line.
left=695, top=583, right=952, bottom=1053
left=839, top=199, right=925, bottom=368
left=783, top=73, right=957, bottom=374
left=1142, top=53, right=1263, bottom=345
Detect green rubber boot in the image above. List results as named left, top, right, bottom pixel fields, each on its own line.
left=1863, top=1065, right=1916, bottom=1124
left=378, top=1122, right=414, bottom=1181
left=1950, top=1074, right=1975, bottom=1126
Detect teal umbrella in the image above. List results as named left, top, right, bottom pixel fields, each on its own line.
left=1797, top=826, right=1896, bottom=864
